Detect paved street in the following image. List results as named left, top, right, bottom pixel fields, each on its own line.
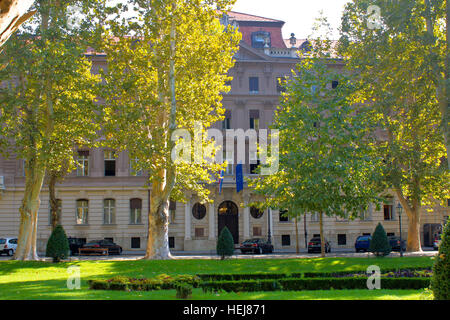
left=0, top=248, right=437, bottom=261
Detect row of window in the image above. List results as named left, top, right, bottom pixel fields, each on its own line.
left=230, top=77, right=337, bottom=95
left=76, top=150, right=142, bottom=177
left=50, top=198, right=144, bottom=225
left=221, top=109, right=261, bottom=130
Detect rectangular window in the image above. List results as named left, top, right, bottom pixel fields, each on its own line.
left=249, top=77, right=259, bottom=94
left=363, top=233, right=371, bottom=236
left=384, top=204, right=394, bottom=220
left=76, top=200, right=88, bottom=225
left=130, top=198, right=142, bottom=224
left=104, top=150, right=116, bottom=176
left=277, top=77, right=286, bottom=93
left=387, top=233, right=395, bottom=237
left=279, top=209, right=289, bottom=222
left=281, top=235, right=291, bottom=246
left=130, top=158, right=143, bottom=176
left=253, top=226, right=262, bottom=237
left=338, top=234, right=347, bottom=245
left=249, top=110, right=260, bottom=130
left=195, top=228, right=204, bottom=238
left=332, top=80, right=339, bottom=89
left=77, top=151, right=89, bottom=177
left=250, top=161, right=261, bottom=175
left=131, top=237, right=141, bottom=249
left=224, top=150, right=234, bottom=175
left=169, top=237, right=175, bottom=249
left=311, top=213, right=319, bottom=222
left=103, top=199, right=115, bottom=224
left=222, top=110, right=231, bottom=129
left=169, top=200, right=176, bottom=223
left=313, top=234, right=320, bottom=238
left=48, top=199, right=62, bottom=226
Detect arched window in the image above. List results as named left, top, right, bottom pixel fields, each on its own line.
left=130, top=198, right=142, bottom=224
left=192, top=203, right=206, bottom=220
left=76, top=199, right=88, bottom=224
left=104, top=199, right=115, bottom=224
left=218, top=201, right=238, bottom=215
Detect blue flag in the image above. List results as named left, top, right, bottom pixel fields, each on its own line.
left=218, top=170, right=224, bottom=195
left=236, top=163, right=243, bottom=193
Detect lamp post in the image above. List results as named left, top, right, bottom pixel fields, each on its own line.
left=267, top=208, right=272, bottom=244
left=397, top=203, right=403, bottom=257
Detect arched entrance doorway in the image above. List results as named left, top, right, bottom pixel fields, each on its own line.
left=218, top=201, right=239, bottom=244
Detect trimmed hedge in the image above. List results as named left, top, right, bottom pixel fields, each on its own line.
left=88, top=274, right=200, bottom=291
left=200, top=277, right=431, bottom=293
left=197, top=268, right=431, bottom=281
left=197, top=273, right=289, bottom=281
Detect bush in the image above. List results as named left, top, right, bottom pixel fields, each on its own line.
left=45, top=224, right=70, bottom=263
left=175, top=283, right=193, bottom=299
left=431, top=220, right=449, bottom=300
left=216, top=226, right=235, bottom=260
left=88, top=274, right=200, bottom=292
left=200, top=277, right=430, bottom=293
left=369, top=223, right=391, bottom=257
left=197, top=273, right=288, bottom=281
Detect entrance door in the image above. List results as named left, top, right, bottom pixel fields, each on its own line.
left=218, top=201, right=239, bottom=244
left=423, top=224, right=442, bottom=247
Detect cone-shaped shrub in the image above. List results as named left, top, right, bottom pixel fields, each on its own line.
left=431, top=220, right=449, bottom=300
left=46, top=224, right=70, bottom=263
left=216, top=226, right=235, bottom=260
left=369, top=223, right=391, bottom=257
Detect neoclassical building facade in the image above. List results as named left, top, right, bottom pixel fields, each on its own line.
left=0, top=11, right=448, bottom=253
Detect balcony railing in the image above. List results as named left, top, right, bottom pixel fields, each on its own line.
left=264, top=47, right=300, bottom=58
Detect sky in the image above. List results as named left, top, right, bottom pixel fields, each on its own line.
left=232, top=0, right=351, bottom=39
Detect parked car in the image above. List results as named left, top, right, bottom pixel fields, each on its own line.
left=388, top=236, right=406, bottom=252
left=307, top=237, right=331, bottom=253
left=82, top=240, right=122, bottom=255
left=0, top=238, right=18, bottom=256
left=239, top=238, right=274, bottom=254
left=68, top=237, right=86, bottom=256
left=355, top=235, right=372, bottom=252
left=433, top=234, right=442, bottom=251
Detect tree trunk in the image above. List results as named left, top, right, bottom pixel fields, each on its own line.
left=405, top=207, right=422, bottom=252
left=319, top=212, right=325, bottom=257
left=48, top=174, right=59, bottom=230
left=294, top=217, right=299, bottom=254
left=0, top=0, right=35, bottom=49
left=144, top=178, right=172, bottom=260
left=14, top=161, right=45, bottom=260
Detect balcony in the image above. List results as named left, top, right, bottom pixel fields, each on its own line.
left=264, top=47, right=300, bottom=59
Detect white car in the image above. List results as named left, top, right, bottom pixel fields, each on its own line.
left=0, top=238, right=18, bottom=256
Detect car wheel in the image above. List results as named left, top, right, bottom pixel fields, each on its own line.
left=8, top=249, right=14, bottom=257
left=255, top=248, right=261, bottom=254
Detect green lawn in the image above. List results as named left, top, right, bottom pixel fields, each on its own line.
left=0, top=256, right=435, bottom=300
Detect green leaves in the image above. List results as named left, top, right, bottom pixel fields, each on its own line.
left=250, top=38, right=383, bottom=220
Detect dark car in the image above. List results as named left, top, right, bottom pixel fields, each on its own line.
left=388, top=236, right=406, bottom=252
left=82, top=239, right=122, bottom=255
left=239, top=238, right=274, bottom=254
left=307, top=237, right=331, bottom=253
left=68, top=237, right=86, bottom=256
left=355, top=235, right=372, bottom=252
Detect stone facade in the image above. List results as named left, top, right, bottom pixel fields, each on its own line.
left=0, top=11, right=448, bottom=252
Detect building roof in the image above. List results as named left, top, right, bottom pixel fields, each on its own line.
left=226, top=11, right=284, bottom=24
